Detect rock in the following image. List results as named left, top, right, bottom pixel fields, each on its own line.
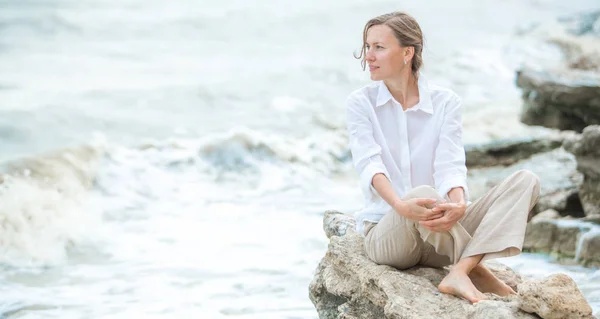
left=518, top=273, right=594, bottom=319
left=465, top=136, right=564, bottom=168
left=466, top=146, right=600, bottom=267
left=535, top=187, right=585, bottom=219
left=516, top=69, right=600, bottom=132
left=523, top=217, right=600, bottom=266
left=467, top=148, right=584, bottom=219
left=310, top=211, right=561, bottom=319
left=564, top=125, right=600, bottom=217
left=583, top=215, right=600, bottom=224
left=515, top=11, right=600, bottom=133
left=523, top=218, right=559, bottom=253
left=323, top=211, right=355, bottom=239
left=578, top=229, right=600, bottom=266
left=531, top=209, right=560, bottom=222
left=523, top=218, right=588, bottom=259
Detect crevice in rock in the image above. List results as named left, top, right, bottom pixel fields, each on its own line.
left=317, top=292, right=347, bottom=319
left=340, top=296, right=385, bottom=319
left=560, top=191, right=586, bottom=218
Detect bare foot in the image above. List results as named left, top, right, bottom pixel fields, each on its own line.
left=469, top=264, right=516, bottom=296
left=439, top=271, right=488, bottom=303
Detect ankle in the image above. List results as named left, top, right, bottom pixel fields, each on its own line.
left=469, top=264, right=485, bottom=276
left=449, top=266, right=470, bottom=276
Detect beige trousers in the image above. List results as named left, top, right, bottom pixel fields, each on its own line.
left=364, top=170, right=541, bottom=269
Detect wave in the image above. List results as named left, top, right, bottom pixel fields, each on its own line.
left=0, top=143, right=106, bottom=267
left=136, top=127, right=353, bottom=176
left=0, top=128, right=353, bottom=265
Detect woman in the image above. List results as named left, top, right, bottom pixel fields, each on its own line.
left=346, top=11, right=540, bottom=303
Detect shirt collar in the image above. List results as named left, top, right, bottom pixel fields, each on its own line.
left=375, top=74, right=433, bottom=114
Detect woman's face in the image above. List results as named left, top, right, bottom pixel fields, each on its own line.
left=365, top=24, right=408, bottom=81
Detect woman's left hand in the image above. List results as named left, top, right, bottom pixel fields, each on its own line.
left=419, top=202, right=466, bottom=232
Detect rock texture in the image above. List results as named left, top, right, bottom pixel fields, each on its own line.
left=310, top=211, right=593, bottom=318
left=515, top=11, right=600, bottom=132
left=465, top=136, right=564, bottom=168
left=518, top=273, right=594, bottom=319
left=564, top=125, right=600, bottom=217
left=523, top=213, right=600, bottom=266
left=516, top=69, right=600, bottom=132
left=467, top=147, right=584, bottom=219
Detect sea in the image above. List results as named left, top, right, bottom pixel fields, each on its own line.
left=0, top=0, right=599, bottom=318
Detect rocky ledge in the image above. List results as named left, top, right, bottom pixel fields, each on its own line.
left=467, top=146, right=584, bottom=219
left=515, top=11, right=600, bottom=132
left=564, top=125, right=600, bottom=217
left=524, top=209, right=600, bottom=266
left=516, top=69, right=600, bottom=132
left=309, top=211, right=594, bottom=319
left=465, top=135, right=564, bottom=168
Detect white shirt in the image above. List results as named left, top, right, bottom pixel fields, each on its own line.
left=346, top=75, right=469, bottom=235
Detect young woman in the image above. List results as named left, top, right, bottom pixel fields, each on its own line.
left=347, top=11, right=540, bottom=303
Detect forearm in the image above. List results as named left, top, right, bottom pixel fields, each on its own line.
left=372, top=173, right=404, bottom=213
left=447, top=187, right=465, bottom=204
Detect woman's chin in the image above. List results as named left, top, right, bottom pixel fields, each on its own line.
left=369, top=73, right=381, bottom=81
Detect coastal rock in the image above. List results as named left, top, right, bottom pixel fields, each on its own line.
left=578, top=228, right=600, bottom=266
left=523, top=217, right=588, bottom=259
left=516, top=69, right=600, bottom=132
left=465, top=136, right=564, bottom=168
left=523, top=216, right=600, bottom=266
left=564, top=125, right=600, bottom=217
left=535, top=187, right=585, bottom=218
left=515, top=11, right=600, bottom=132
left=467, top=148, right=584, bottom=219
left=309, top=211, right=591, bottom=318
left=518, top=273, right=594, bottom=319
left=531, top=209, right=560, bottom=221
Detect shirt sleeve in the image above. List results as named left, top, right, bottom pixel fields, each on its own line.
left=433, top=95, right=469, bottom=202
left=346, top=93, right=390, bottom=200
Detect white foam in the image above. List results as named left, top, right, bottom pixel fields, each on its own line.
left=0, top=143, right=109, bottom=267
left=135, top=127, right=352, bottom=180
left=0, top=176, right=103, bottom=267
left=1, top=0, right=600, bottom=317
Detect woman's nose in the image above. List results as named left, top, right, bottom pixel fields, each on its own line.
left=366, top=50, right=375, bottom=61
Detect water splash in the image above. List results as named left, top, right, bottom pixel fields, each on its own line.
left=0, top=144, right=106, bottom=267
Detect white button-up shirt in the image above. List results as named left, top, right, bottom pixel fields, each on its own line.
left=346, top=75, right=469, bottom=235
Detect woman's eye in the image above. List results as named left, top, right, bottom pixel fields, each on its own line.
left=376, top=45, right=383, bottom=49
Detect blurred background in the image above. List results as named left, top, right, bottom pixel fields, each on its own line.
left=0, top=0, right=599, bottom=318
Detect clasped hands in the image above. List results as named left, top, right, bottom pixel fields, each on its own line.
left=392, top=198, right=466, bottom=232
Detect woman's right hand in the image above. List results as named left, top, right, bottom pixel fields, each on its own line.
left=393, top=198, right=443, bottom=221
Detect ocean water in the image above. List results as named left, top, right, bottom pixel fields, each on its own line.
left=0, top=0, right=599, bottom=318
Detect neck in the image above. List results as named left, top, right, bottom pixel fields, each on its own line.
left=384, top=72, right=419, bottom=110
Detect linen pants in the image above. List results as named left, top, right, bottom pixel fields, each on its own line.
left=363, top=170, right=541, bottom=269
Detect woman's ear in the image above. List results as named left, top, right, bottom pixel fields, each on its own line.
left=405, top=47, right=415, bottom=62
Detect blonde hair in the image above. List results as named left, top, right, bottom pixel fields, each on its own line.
left=355, top=12, right=424, bottom=77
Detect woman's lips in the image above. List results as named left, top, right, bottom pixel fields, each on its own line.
left=369, top=66, right=379, bottom=71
